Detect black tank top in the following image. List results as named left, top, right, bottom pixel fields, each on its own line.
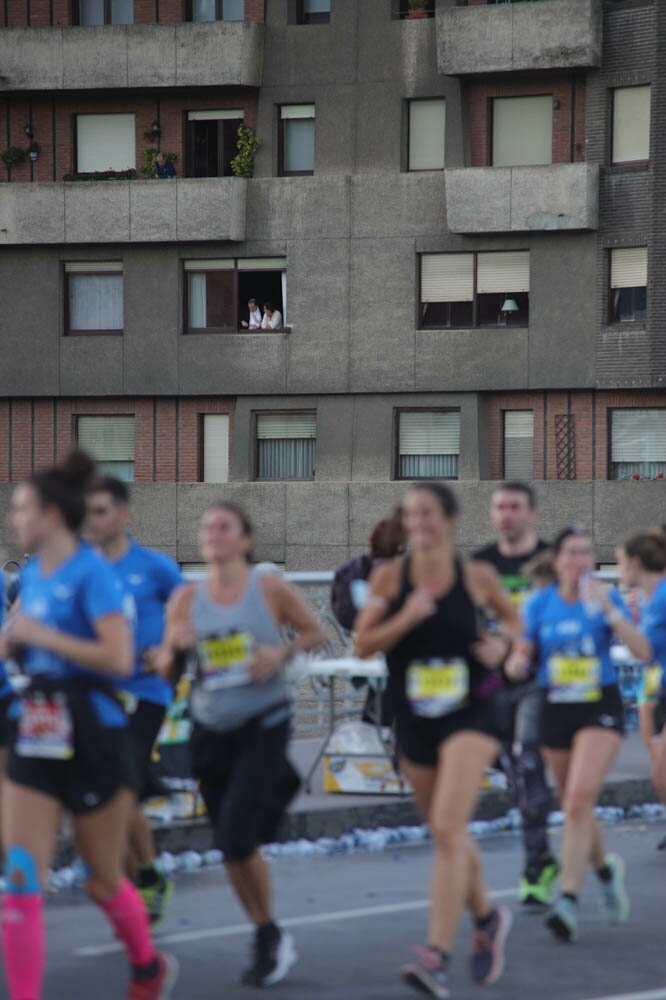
left=386, top=557, right=488, bottom=720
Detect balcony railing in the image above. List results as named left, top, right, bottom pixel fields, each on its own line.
left=0, top=19, right=263, bottom=92
left=0, top=177, right=247, bottom=245
left=437, top=0, right=602, bottom=76
left=445, top=163, right=599, bottom=233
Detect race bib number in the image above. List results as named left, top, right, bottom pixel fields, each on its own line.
left=547, top=655, right=601, bottom=703
left=643, top=664, right=662, bottom=703
left=406, top=659, right=469, bottom=718
left=16, top=694, right=74, bottom=760
left=197, top=632, right=254, bottom=691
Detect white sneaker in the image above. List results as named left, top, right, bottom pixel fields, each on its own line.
left=598, top=854, right=630, bottom=925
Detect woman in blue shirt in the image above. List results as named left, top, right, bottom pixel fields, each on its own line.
left=507, top=526, right=649, bottom=946
left=0, top=451, right=176, bottom=1000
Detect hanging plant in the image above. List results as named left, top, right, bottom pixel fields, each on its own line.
left=1, top=145, right=26, bottom=168
left=230, top=124, right=262, bottom=179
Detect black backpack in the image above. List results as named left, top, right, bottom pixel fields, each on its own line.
left=330, top=554, right=373, bottom=632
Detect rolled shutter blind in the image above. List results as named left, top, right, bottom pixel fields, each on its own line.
left=78, top=416, right=135, bottom=461
left=203, top=414, right=230, bottom=483
left=65, top=261, right=123, bottom=273
left=612, top=410, right=666, bottom=462
left=280, top=105, right=316, bottom=120
left=399, top=412, right=460, bottom=456
left=610, top=247, right=648, bottom=289
left=504, top=410, right=534, bottom=479
left=76, top=114, right=136, bottom=173
left=257, top=414, right=316, bottom=440
left=184, top=259, right=234, bottom=271
left=613, top=86, right=651, bottom=163
left=409, top=99, right=446, bottom=171
left=477, top=251, right=530, bottom=294
left=237, top=258, right=287, bottom=270
left=187, top=109, right=244, bottom=121
left=492, top=95, right=553, bottom=167
left=421, top=254, right=473, bottom=303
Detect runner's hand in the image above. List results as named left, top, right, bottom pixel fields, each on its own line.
left=4, top=614, right=50, bottom=649
left=142, top=646, right=162, bottom=673
left=249, top=644, right=287, bottom=683
left=505, top=649, right=531, bottom=682
left=401, top=589, right=437, bottom=627
left=473, top=631, right=509, bottom=670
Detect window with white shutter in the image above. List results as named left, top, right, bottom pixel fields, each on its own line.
left=202, top=414, right=230, bottom=483
left=503, top=411, right=534, bottom=479
left=77, top=416, right=135, bottom=482
left=65, top=261, right=124, bottom=334
left=610, top=409, right=666, bottom=480
left=409, top=99, right=446, bottom=171
left=612, top=86, right=651, bottom=164
left=397, top=411, right=460, bottom=480
left=420, top=252, right=529, bottom=329
left=76, top=114, right=136, bottom=173
left=610, top=247, right=647, bottom=324
left=256, top=413, right=316, bottom=480
left=492, top=96, right=553, bottom=168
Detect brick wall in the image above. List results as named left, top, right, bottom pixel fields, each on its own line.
left=0, top=397, right=235, bottom=483
left=465, top=74, right=586, bottom=168
left=1, top=0, right=261, bottom=25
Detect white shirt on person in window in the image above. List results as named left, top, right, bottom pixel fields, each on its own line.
left=261, top=310, right=283, bottom=330
left=248, top=307, right=262, bottom=329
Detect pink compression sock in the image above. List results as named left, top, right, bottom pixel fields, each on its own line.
left=2, top=893, right=45, bottom=1000
left=99, top=877, right=155, bottom=968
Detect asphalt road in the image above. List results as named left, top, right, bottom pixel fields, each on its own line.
left=7, top=821, right=666, bottom=1000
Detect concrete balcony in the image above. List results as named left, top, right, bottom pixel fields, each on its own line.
left=0, top=177, right=247, bottom=244
left=0, top=19, right=263, bottom=92
left=445, top=163, right=599, bottom=234
left=437, top=0, right=601, bottom=76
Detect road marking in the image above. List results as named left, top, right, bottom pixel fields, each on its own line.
left=75, top=887, right=518, bottom=958
left=580, top=992, right=666, bottom=1000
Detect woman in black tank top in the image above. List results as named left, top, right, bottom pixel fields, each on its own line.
left=355, top=483, right=520, bottom=999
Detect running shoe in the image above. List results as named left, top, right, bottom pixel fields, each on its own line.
left=241, top=925, right=298, bottom=987
left=597, top=854, right=630, bottom=925
left=401, top=946, right=450, bottom=999
left=129, top=952, right=179, bottom=1000
left=519, top=857, right=560, bottom=908
left=468, top=906, right=512, bottom=985
left=139, top=873, right=174, bottom=929
left=545, top=896, right=578, bottom=942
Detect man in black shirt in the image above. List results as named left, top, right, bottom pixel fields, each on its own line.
left=475, top=482, right=558, bottom=907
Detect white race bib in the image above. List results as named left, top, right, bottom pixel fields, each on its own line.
left=16, top=694, right=74, bottom=760
left=406, top=659, right=469, bottom=718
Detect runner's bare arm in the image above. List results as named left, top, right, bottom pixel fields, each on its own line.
left=154, top=583, right=197, bottom=681
left=5, top=611, right=133, bottom=677
left=354, top=561, right=435, bottom=659
left=465, top=560, right=522, bottom=641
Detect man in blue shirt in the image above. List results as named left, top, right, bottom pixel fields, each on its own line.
left=154, top=151, right=176, bottom=179
left=86, top=477, right=182, bottom=928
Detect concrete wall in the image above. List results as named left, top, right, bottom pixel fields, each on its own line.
left=0, top=20, right=264, bottom=91
left=437, top=0, right=602, bottom=77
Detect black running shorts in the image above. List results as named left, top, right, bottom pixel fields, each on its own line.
left=0, top=693, right=16, bottom=749
left=539, top=684, right=625, bottom=752
left=395, top=697, right=503, bottom=768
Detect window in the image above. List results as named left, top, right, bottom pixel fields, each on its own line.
left=279, top=105, right=315, bottom=176
left=610, top=409, right=666, bottom=480
left=65, top=262, right=123, bottom=335
left=201, top=414, right=230, bottom=483
left=256, top=413, right=316, bottom=481
left=184, top=258, right=287, bottom=333
left=408, top=99, right=445, bottom=171
left=420, top=251, right=529, bottom=329
left=76, top=113, right=135, bottom=173
left=610, top=247, right=647, bottom=323
left=503, top=411, right=534, bottom=479
left=75, top=0, right=133, bottom=22
left=77, top=416, right=135, bottom=482
left=187, top=110, right=244, bottom=178
left=297, top=0, right=330, bottom=23
left=492, top=96, right=553, bottom=167
left=612, top=86, right=650, bottom=164
left=190, top=0, right=243, bottom=21
left=397, top=411, right=460, bottom=480
left=392, top=0, right=435, bottom=18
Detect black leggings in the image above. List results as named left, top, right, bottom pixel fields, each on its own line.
left=191, top=716, right=300, bottom=863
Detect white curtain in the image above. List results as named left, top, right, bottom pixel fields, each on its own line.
left=611, top=409, right=666, bottom=479
left=188, top=273, right=207, bottom=328
left=400, top=455, right=458, bottom=479
left=258, top=439, right=316, bottom=480
left=69, top=275, right=123, bottom=331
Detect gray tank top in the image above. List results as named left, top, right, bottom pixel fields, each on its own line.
left=189, top=570, right=290, bottom=733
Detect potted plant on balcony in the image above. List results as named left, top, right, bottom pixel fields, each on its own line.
left=1, top=145, right=26, bottom=170
left=406, top=0, right=431, bottom=19
left=230, top=124, right=262, bottom=179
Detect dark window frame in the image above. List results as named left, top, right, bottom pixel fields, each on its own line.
left=607, top=248, right=648, bottom=325
left=64, top=266, right=124, bottom=337
left=296, top=0, right=330, bottom=24
left=610, top=84, right=651, bottom=168
left=417, top=251, right=530, bottom=331
left=72, top=0, right=134, bottom=24
left=502, top=408, right=535, bottom=480
left=253, top=409, right=317, bottom=482
left=278, top=106, right=315, bottom=177
left=183, top=259, right=286, bottom=335
left=607, top=406, right=666, bottom=481
left=394, top=407, right=461, bottom=482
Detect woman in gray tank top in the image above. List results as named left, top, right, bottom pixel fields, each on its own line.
left=160, top=501, right=323, bottom=990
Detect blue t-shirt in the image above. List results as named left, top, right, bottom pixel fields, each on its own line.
left=524, top=582, right=627, bottom=695
left=0, top=576, right=11, bottom=700
left=640, top=579, right=666, bottom=695
left=19, top=544, right=128, bottom=727
left=111, top=540, right=182, bottom=706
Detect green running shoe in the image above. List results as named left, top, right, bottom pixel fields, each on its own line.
left=139, top=873, right=174, bottom=929
left=520, top=857, right=560, bottom=908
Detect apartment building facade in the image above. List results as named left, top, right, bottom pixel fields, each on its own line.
left=0, top=0, right=662, bottom=566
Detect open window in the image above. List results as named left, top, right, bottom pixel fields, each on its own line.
left=184, top=258, right=287, bottom=333
left=187, top=110, right=244, bottom=178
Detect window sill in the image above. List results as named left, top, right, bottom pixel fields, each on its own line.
left=395, top=476, right=459, bottom=482
left=184, top=328, right=289, bottom=335
left=418, top=325, right=529, bottom=333
left=255, top=478, right=316, bottom=483
left=602, top=323, right=647, bottom=333
left=65, top=330, right=124, bottom=337
left=603, top=162, right=649, bottom=175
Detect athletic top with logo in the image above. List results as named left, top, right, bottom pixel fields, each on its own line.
left=524, top=583, right=628, bottom=702
left=190, top=570, right=289, bottom=734
left=18, top=544, right=128, bottom=727
left=111, top=539, right=182, bottom=707
left=638, top=579, right=666, bottom=699
left=386, top=558, right=492, bottom=722
left=474, top=540, right=550, bottom=612
left=0, top=576, right=11, bottom=700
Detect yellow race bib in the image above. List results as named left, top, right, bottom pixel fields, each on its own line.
left=197, top=632, right=254, bottom=691
left=547, top=655, right=601, bottom=703
left=406, top=659, right=469, bottom=718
